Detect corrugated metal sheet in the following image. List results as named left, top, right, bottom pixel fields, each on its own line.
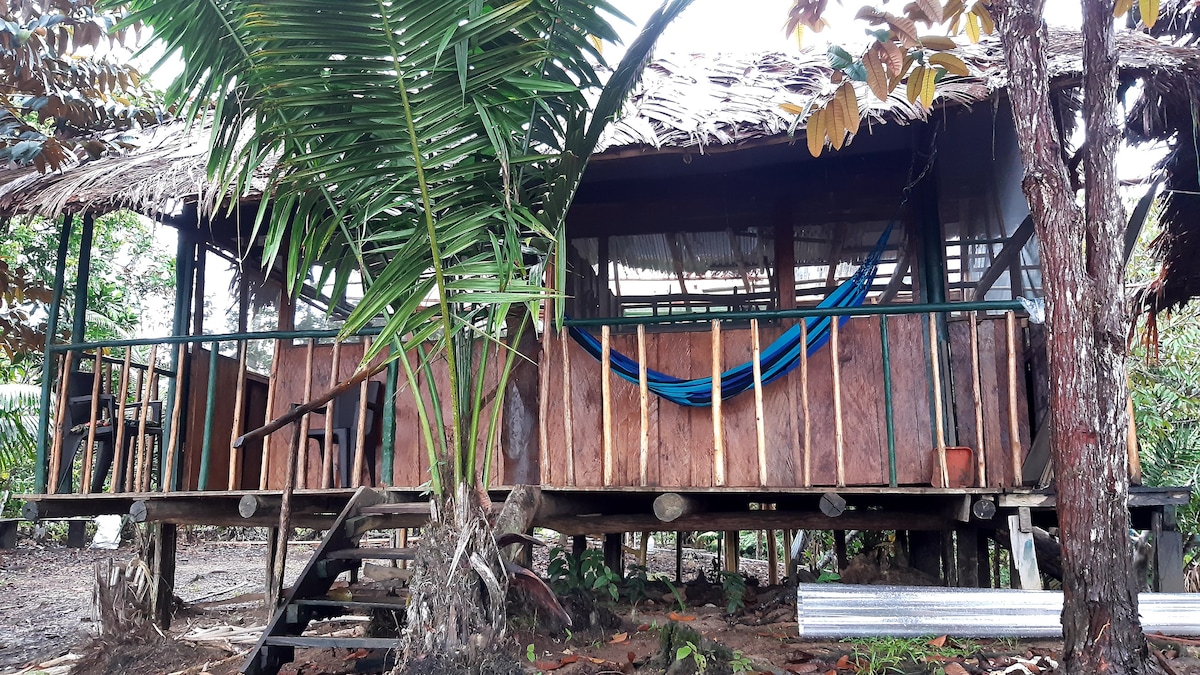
left=797, top=584, right=1200, bottom=638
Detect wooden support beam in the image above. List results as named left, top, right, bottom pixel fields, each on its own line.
left=151, top=522, right=177, bottom=628
left=712, top=320, right=725, bottom=486
left=537, top=510, right=953, bottom=537
left=723, top=530, right=740, bottom=573
left=561, top=324, right=575, bottom=486
left=909, top=530, right=942, bottom=581
left=297, top=339, right=316, bottom=488
left=956, top=527, right=980, bottom=588
left=321, top=341, right=340, bottom=489
left=929, top=313, right=948, bottom=489
left=81, top=349, right=104, bottom=493
left=819, top=492, right=847, bottom=517
left=653, top=493, right=703, bottom=522
left=163, top=344, right=186, bottom=492
left=1006, top=311, right=1022, bottom=487
left=831, top=318, right=845, bottom=487
left=833, top=530, right=848, bottom=571
left=637, top=324, right=649, bottom=487
left=603, top=533, right=624, bottom=577
left=112, top=349, right=132, bottom=493
left=352, top=338, right=371, bottom=486
left=602, top=325, right=613, bottom=486
left=767, top=526, right=779, bottom=586
left=968, top=312, right=986, bottom=487
left=229, top=341, right=249, bottom=491
left=751, top=319, right=768, bottom=486
left=973, top=215, right=1035, bottom=299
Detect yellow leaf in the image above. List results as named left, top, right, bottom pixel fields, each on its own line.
left=976, top=4, right=995, bottom=33
left=921, top=66, right=940, bottom=107
left=864, top=47, right=889, bottom=101
left=827, top=94, right=846, bottom=150
left=840, top=82, right=860, bottom=137
left=929, top=52, right=969, bottom=76
left=806, top=107, right=825, bottom=157
left=780, top=102, right=806, bottom=115
left=965, top=10, right=981, bottom=43
left=920, top=36, right=959, bottom=50
left=944, top=0, right=965, bottom=25
left=1141, top=0, right=1159, bottom=28
left=588, top=34, right=603, bottom=54
left=906, top=64, right=925, bottom=104
left=1114, top=0, right=1134, bottom=17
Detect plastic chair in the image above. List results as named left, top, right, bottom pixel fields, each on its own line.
left=55, top=371, right=116, bottom=494
left=306, top=381, right=384, bottom=487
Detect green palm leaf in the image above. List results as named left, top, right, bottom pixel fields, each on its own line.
left=0, top=384, right=40, bottom=479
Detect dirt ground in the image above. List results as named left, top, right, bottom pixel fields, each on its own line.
left=2, top=527, right=1199, bottom=675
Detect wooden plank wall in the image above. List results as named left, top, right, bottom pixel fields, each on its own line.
left=261, top=340, right=505, bottom=490
left=542, top=315, right=1032, bottom=489
left=181, top=347, right=268, bottom=490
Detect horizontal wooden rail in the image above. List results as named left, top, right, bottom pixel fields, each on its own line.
left=563, top=300, right=1026, bottom=328
left=46, top=326, right=384, bottom=353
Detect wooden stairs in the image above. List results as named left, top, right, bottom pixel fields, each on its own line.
left=241, top=487, right=429, bottom=675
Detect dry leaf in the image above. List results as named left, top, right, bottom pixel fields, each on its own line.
left=942, top=663, right=969, bottom=675
left=1115, top=0, right=1135, bottom=17
left=609, top=632, right=629, bottom=644
left=929, top=52, right=969, bottom=76
left=668, top=611, right=696, bottom=622
left=864, top=47, right=889, bottom=100
left=534, top=659, right=567, bottom=671
left=920, top=65, right=939, bottom=106
left=786, top=664, right=820, bottom=673
left=906, top=65, right=925, bottom=104
left=836, top=654, right=852, bottom=669
left=827, top=94, right=846, bottom=150
left=840, top=82, right=860, bottom=136
left=920, top=36, right=958, bottom=50
left=917, top=0, right=944, bottom=23
left=927, top=635, right=948, bottom=648
left=780, top=102, right=806, bottom=115
left=886, top=13, right=921, bottom=47
left=636, top=623, right=651, bottom=632
left=806, top=106, right=826, bottom=158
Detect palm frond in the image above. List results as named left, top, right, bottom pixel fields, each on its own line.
left=0, top=383, right=41, bottom=478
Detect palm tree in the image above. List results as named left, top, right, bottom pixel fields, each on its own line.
left=117, top=0, right=692, bottom=663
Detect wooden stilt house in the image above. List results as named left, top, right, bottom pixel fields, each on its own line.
left=1, top=30, right=1197, bottom=629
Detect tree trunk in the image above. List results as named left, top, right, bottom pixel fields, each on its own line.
left=992, top=1, right=1153, bottom=673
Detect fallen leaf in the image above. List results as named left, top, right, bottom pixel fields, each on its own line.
left=533, top=660, right=566, bottom=671
left=928, top=635, right=948, bottom=648
left=560, top=656, right=579, bottom=665
left=636, top=623, right=651, bottom=632
left=343, top=648, right=369, bottom=661
left=785, top=664, right=820, bottom=673
left=836, top=655, right=851, bottom=669
left=583, top=656, right=607, bottom=664
left=942, top=663, right=969, bottom=675
left=609, top=632, right=629, bottom=644
left=668, top=611, right=696, bottom=622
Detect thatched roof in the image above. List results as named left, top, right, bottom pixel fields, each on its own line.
left=1, top=30, right=1199, bottom=309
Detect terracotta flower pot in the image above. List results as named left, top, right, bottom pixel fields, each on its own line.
left=931, top=446, right=975, bottom=488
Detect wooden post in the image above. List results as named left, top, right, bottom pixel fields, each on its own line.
left=49, top=351, right=75, bottom=493
left=81, top=349, right=104, bottom=493
left=112, top=349, right=132, bottom=493
left=135, top=344, right=158, bottom=492
left=800, top=321, right=811, bottom=487
left=723, top=530, right=740, bottom=573
left=751, top=319, right=767, bottom=487
left=1006, top=311, right=1021, bottom=486
left=637, top=324, right=649, bottom=487
left=352, top=338, right=372, bottom=486
left=151, top=522, right=177, bottom=628
left=969, top=312, right=986, bottom=486
left=1127, top=392, right=1142, bottom=484
left=269, top=420, right=303, bottom=609
left=929, top=313, right=949, bottom=488
left=260, top=339, right=282, bottom=489
left=675, top=532, right=683, bottom=583
left=561, top=322, right=575, bottom=486
left=321, top=340, right=340, bottom=488
left=264, top=526, right=280, bottom=613
left=296, top=339, right=316, bottom=488
left=712, top=320, right=725, bottom=486
left=601, top=325, right=613, bottom=486
left=603, top=533, right=623, bottom=577
left=956, top=527, right=980, bottom=588
left=831, top=318, right=845, bottom=487
left=767, top=527, right=779, bottom=586
left=229, top=341, right=248, bottom=491
left=162, top=344, right=186, bottom=492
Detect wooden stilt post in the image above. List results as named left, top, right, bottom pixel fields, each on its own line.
left=603, top=533, right=623, bottom=577
left=833, top=530, right=848, bottom=572
left=675, top=532, right=683, bottom=583
left=151, top=522, right=177, bottom=628
left=264, top=526, right=280, bottom=613
left=712, top=320, right=725, bottom=486
left=269, top=420, right=303, bottom=609
left=723, top=530, right=739, bottom=573
left=767, top=527, right=779, bottom=586
left=1008, top=509, right=1041, bottom=590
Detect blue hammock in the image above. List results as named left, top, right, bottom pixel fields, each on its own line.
left=567, top=222, right=896, bottom=407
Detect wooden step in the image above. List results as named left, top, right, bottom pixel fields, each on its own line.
left=262, top=636, right=402, bottom=650
left=294, top=598, right=408, bottom=612
left=325, top=547, right=416, bottom=561
left=358, top=503, right=430, bottom=516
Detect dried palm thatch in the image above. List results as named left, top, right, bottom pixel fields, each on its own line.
left=92, top=557, right=154, bottom=637
left=1, top=30, right=1200, bottom=307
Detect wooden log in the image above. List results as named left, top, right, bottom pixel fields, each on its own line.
left=151, top=522, right=177, bottom=628
left=81, top=349, right=104, bottom=493
left=603, top=533, right=623, bottom=577
left=1006, top=311, right=1021, bottom=487
left=135, top=344, right=158, bottom=492
left=767, top=526, right=779, bottom=586
left=162, top=344, right=186, bottom=493
left=270, top=421, right=303, bottom=609
left=969, top=312, right=986, bottom=487
left=800, top=321, right=811, bottom=487
left=929, top=313, right=948, bottom=489
left=751, top=319, right=768, bottom=487
left=229, top=341, right=249, bottom=491
left=111, top=349, right=132, bottom=493
left=538, top=510, right=953, bottom=536
left=1127, top=392, right=1142, bottom=485
left=297, top=339, right=316, bottom=488
left=561, top=322, right=575, bottom=486
left=49, top=351, right=74, bottom=493
left=260, top=340, right=282, bottom=489
left=601, top=325, right=613, bottom=486
left=321, top=340, right=340, bottom=489
left=820, top=492, right=847, bottom=517
left=831, top=318, right=845, bottom=487
left=493, top=485, right=543, bottom=564
left=637, top=324, right=649, bottom=487
left=971, top=499, right=997, bottom=520
left=653, top=493, right=703, bottom=522
left=712, top=320, right=725, bottom=487
left=723, top=530, right=740, bottom=573
left=352, top=338, right=372, bottom=487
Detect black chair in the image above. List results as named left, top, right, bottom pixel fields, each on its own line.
left=116, top=399, right=164, bottom=491
left=55, top=371, right=116, bottom=494
left=306, top=381, right=384, bottom=487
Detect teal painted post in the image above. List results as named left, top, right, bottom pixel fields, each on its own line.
left=70, top=212, right=95, bottom=352
left=160, top=234, right=195, bottom=491
left=880, top=315, right=897, bottom=487
left=34, top=213, right=75, bottom=494
left=198, top=341, right=219, bottom=490
left=381, top=357, right=398, bottom=485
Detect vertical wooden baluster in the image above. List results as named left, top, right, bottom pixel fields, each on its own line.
left=229, top=341, right=249, bottom=491
left=751, top=319, right=767, bottom=487
left=800, top=321, right=811, bottom=487
left=81, top=349, right=104, bottom=494
left=711, top=320, right=725, bottom=487
left=352, top=338, right=372, bottom=486
left=538, top=332, right=551, bottom=484
left=321, top=340, right=341, bottom=488
left=111, top=349, right=132, bottom=493
left=601, top=325, right=613, bottom=486
left=1006, top=311, right=1022, bottom=486
left=561, top=324, right=575, bottom=486
left=929, top=313, right=948, bottom=488
left=969, top=312, right=987, bottom=487
left=832, top=318, right=846, bottom=487
left=297, top=339, right=315, bottom=488
left=49, top=350, right=74, bottom=493
left=125, top=360, right=142, bottom=492
left=260, top=340, right=282, bottom=489
left=162, top=344, right=186, bottom=492
left=637, top=324, right=649, bottom=487
left=135, top=344, right=158, bottom=492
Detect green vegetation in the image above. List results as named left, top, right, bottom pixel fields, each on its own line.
left=547, top=548, right=622, bottom=602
